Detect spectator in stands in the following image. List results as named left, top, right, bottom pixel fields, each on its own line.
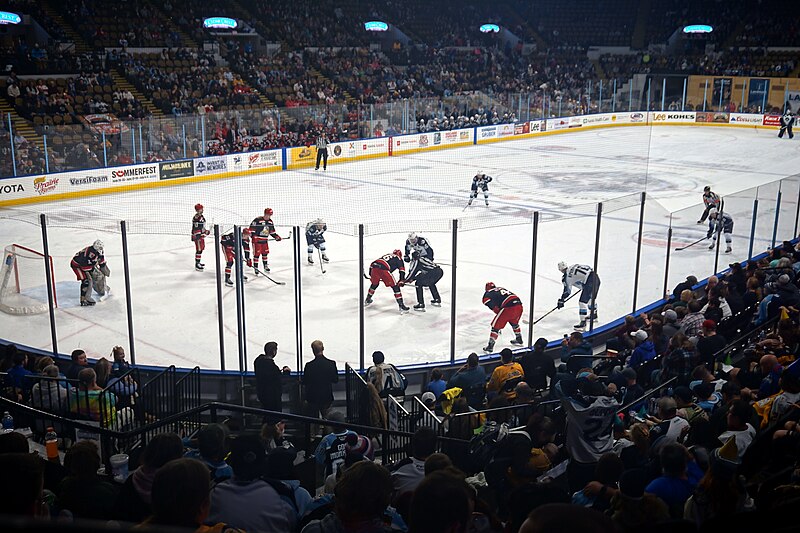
left=556, top=375, right=619, bottom=492
left=115, top=432, right=185, bottom=523
left=647, top=396, right=690, bottom=452
left=254, top=341, right=283, bottom=415
left=708, top=381, right=742, bottom=437
left=426, top=368, right=447, bottom=399
left=660, top=332, right=697, bottom=385
left=574, top=453, right=624, bottom=512
left=56, top=440, right=117, bottom=520
left=144, top=458, right=240, bottom=531
left=94, top=357, right=112, bottom=388
left=446, top=352, right=487, bottom=409
left=627, top=330, right=656, bottom=368
left=608, top=468, right=670, bottom=531
left=661, top=309, right=680, bottom=338
left=696, top=320, right=728, bottom=365
left=517, top=338, right=555, bottom=391
left=608, top=316, right=638, bottom=353
left=409, top=470, right=474, bottom=533
left=66, top=349, right=89, bottom=380
left=30, top=364, right=67, bottom=412
left=692, top=381, right=722, bottom=415
left=487, top=349, right=525, bottom=401
left=717, top=399, right=756, bottom=458
left=0, top=453, right=47, bottom=518
left=110, top=345, right=131, bottom=375
left=184, top=423, right=233, bottom=483
left=561, top=331, right=593, bottom=374
left=5, top=351, right=32, bottom=398
left=680, top=300, right=706, bottom=338
left=767, top=360, right=800, bottom=423
left=645, top=443, right=703, bottom=518
left=619, top=368, right=644, bottom=407
left=388, top=426, right=437, bottom=504
left=303, top=461, right=394, bottom=533
left=207, top=434, right=298, bottom=532
left=365, top=351, right=407, bottom=398
left=673, top=289, right=695, bottom=310
left=673, top=275, right=698, bottom=298
left=302, top=340, right=338, bottom=421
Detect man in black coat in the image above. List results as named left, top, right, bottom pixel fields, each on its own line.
left=302, top=340, right=339, bottom=420
left=254, top=342, right=282, bottom=417
left=517, top=337, right=555, bottom=391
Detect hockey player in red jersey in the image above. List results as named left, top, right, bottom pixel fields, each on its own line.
left=70, top=240, right=110, bottom=306
left=482, top=282, right=524, bottom=352
left=249, top=208, right=282, bottom=274
left=220, top=228, right=252, bottom=286
left=366, top=250, right=410, bottom=313
left=192, top=204, right=209, bottom=271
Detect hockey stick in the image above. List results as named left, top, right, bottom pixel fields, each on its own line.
left=317, top=247, right=326, bottom=274
left=253, top=267, right=286, bottom=285
left=522, top=291, right=579, bottom=324
left=675, top=235, right=709, bottom=251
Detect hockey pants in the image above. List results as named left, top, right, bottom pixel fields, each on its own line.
left=315, top=148, right=328, bottom=169
left=414, top=267, right=443, bottom=304
left=779, top=125, right=794, bottom=139
left=578, top=274, right=600, bottom=320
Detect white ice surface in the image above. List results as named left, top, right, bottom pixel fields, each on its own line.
left=1, top=125, right=799, bottom=370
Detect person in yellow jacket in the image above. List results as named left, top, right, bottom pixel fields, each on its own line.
left=487, top=348, right=525, bottom=401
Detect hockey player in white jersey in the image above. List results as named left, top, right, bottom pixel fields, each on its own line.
left=706, top=209, right=733, bottom=253
left=306, top=218, right=329, bottom=264
left=468, top=172, right=493, bottom=206
left=404, top=232, right=434, bottom=262
left=558, top=261, right=601, bottom=330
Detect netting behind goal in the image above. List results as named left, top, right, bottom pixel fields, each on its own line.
left=0, top=244, right=57, bottom=315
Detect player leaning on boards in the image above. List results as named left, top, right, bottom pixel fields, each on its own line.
left=250, top=208, right=282, bottom=274
left=558, top=262, right=600, bottom=330
left=707, top=209, right=734, bottom=253
left=220, top=227, right=252, bottom=286
left=306, top=219, right=329, bottom=265
left=365, top=250, right=410, bottom=313
left=482, top=282, right=524, bottom=353
left=467, top=171, right=492, bottom=207
left=192, top=203, right=209, bottom=271
left=697, top=186, right=720, bottom=224
left=71, top=240, right=110, bottom=306
left=404, top=232, right=434, bottom=262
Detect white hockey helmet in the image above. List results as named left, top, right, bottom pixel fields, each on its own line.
left=708, top=207, right=718, bottom=218
left=93, top=239, right=104, bottom=254
left=557, top=261, right=568, bottom=272
left=408, top=232, right=418, bottom=244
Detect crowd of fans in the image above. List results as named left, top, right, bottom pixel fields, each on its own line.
left=4, top=236, right=800, bottom=531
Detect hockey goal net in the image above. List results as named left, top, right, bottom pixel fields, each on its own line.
left=0, top=244, right=57, bottom=315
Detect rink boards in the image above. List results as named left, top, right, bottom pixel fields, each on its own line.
left=0, top=111, right=781, bottom=208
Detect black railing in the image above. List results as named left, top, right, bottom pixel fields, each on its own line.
left=344, top=363, right=370, bottom=426
left=175, top=366, right=202, bottom=436
left=139, top=365, right=176, bottom=428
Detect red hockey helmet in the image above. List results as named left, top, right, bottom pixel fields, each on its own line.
left=242, top=227, right=251, bottom=236
left=485, top=281, right=496, bottom=291
left=264, top=208, right=273, bottom=217
left=195, top=203, right=203, bottom=212
left=393, top=249, right=403, bottom=259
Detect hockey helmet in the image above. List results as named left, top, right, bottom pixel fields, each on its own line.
left=393, top=249, right=403, bottom=259
left=242, top=227, right=252, bottom=236
left=264, top=208, right=273, bottom=217
left=558, top=261, right=568, bottom=272
left=93, top=239, right=104, bottom=254
left=408, top=232, right=418, bottom=244
left=195, top=203, right=203, bottom=212
left=315, top=218, right=325, bottom=227
left=703, top=186, right=711, bottom=192
left=485, top=281, right=496, bottom=291
left=708, top=208, right=718, bottom=219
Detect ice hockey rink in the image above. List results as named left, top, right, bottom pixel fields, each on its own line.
left=1, top=124, right=799, bottom=371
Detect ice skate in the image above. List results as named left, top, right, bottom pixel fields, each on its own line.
left=195, top=262, right=204, bottom=271
left=399, top=303, right=410, bottom=314
left=483, top=340, right=495, bottom=353
left=708, top=243, right=715, bottom=250
left=510, top=335, right=524, bottom=345
left=574, top=320, right=587, bottom=330
left=364, top=296, right=373, bottom=307
left=725, top=246, right=732, bottom=254
left=225, top=277, right=234, bottom=287
left=322, top=254, right=329, bottom=263
left=308, top=256, right=314, bottom=265
left=80, top=298, right=96, bottom=306
left=413, top=303, right=426, bottom=312
left=430, top=299, right=442, bottom=306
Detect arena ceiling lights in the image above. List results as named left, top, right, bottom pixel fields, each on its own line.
left=364, top=21, right=388, bottom=31
left=203, top=17, right=238, bottom=29
left=480, top=24, right=500, bottom=33
left=0, top=11, right=21, bottom=25
left=683, top=24, right=713, bottom=34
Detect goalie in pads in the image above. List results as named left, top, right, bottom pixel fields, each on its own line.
left=70, top=240, right=110, bottom=306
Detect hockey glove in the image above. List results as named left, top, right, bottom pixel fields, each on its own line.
left=100, top=264, right=111, bottom=277
left=246, top=259, right=253, bottom=267
left=706, top=231, right=713, bottom=239
left=403, top=255, right=410, bottom=263
left=556, top=299, right=565, bottom=309
left=274, top=235, right=282, bottom=241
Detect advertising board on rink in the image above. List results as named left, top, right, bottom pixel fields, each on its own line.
left=728, top=113, right=764, bottom=125
left=245, top=150, right=280, bottom=170
left=194, top=156, right=228, bottom=175
left=763, top=114, right=782, bottom=127
left=649, top=112, right=696, bottom=123
left=159, top=160, right=194, bottom=180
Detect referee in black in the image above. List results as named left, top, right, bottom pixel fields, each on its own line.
left=315, top=131, right=329, bottom=170
left=403, top=251, right=443, bottom=311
